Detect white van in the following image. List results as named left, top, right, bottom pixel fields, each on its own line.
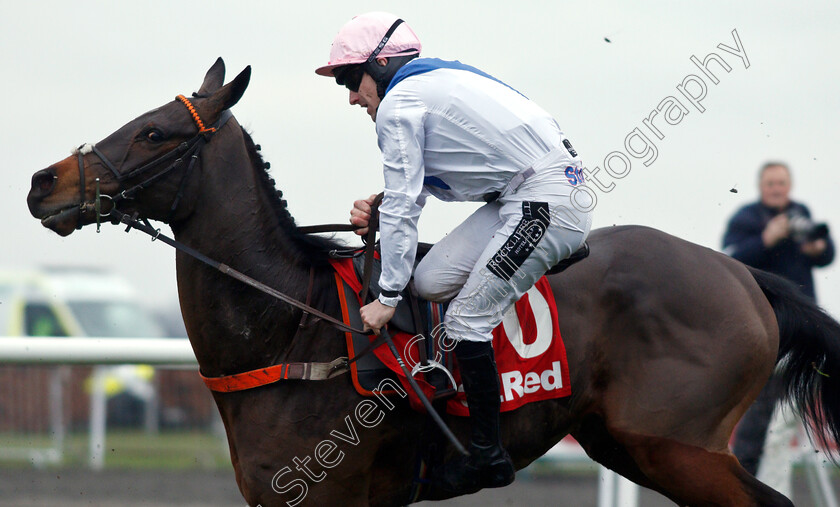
left=0, top=267, right=166, bottom=338
left=0, top=267, right=173, bottom=451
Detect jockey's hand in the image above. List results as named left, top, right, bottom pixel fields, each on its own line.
left=360, top=300, right=396, bottom=335
left=350, top=194, right=378, bottom=236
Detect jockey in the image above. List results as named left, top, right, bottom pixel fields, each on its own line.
left=317, top=12, right=592, bottom=493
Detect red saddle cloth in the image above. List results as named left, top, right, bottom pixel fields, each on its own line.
left=330, top=258, right=572, bottom=416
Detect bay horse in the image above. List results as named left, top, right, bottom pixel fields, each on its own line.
left=26, top=58, right=840, bottom=506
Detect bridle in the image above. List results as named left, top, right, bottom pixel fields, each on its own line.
left=75, top=94, right=232, bottom=230
left=72, top=93, right=371, bottom=334
left=72, top=92, right=385, bottom=339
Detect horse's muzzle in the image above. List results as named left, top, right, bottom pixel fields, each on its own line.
left=29, top=168, right=57, bottom=200
left=27, top=167, right=81, bottom=236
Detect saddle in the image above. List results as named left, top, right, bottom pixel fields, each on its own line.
left=335, top=240, right=589, bottom=397
left=351, top=242, right=433, bottom=336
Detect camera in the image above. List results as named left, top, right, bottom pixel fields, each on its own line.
left=787, top=209, right=829, bottom=243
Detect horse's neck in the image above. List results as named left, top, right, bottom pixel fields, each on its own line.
left=171, top=128, right=313, bottom=376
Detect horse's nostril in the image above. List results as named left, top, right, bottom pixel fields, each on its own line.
left=32, top=169, right=58, bottom=195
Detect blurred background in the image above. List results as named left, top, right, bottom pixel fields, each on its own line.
left=1, top=0, right=838, bottom=505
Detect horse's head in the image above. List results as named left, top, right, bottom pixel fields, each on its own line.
left=27, top=58, right=250, bottom=236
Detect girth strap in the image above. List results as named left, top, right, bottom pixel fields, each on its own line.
left=407, top=280, right=429, bottom=368
left=200, top=357, right=350, bottom=392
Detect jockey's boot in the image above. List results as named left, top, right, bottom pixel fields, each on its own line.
left=433, top=340, right=515, bottom=493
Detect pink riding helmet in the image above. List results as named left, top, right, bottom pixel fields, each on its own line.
left=315, top=12, right=422, bottom=77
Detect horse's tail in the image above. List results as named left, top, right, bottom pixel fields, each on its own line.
left=748, top=266, right=840, bottom=459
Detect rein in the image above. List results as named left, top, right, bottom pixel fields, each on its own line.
left=111, top=211, right=371, bottom=337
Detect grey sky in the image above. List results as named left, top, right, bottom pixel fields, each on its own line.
left=2, top=0, right=838, bottom=319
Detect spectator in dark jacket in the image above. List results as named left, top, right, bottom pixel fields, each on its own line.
left=723, top=161, right=834, bottom=476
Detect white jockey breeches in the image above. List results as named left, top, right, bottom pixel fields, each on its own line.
left=414, top=168, right=593, bottom=343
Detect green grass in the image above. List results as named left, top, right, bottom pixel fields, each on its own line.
left=0, top=430, right=231, bottom=470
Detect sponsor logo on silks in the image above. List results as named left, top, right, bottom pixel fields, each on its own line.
left=563, top=138, right=578, bottom=158
left=423, top=175, right=451, bottom=190
left=486, top=202, right=550, bottom=281
left=500, top=361, right=564, bottom=401
left=565, top=166, right=585, bottom=186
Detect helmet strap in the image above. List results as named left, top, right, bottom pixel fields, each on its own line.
left=364, top=18, right=419, bottom=99
left=366, top=19, right=404, bottom=63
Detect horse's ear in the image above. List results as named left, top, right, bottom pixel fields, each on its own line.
left=208, top=66, right=251, bottom=112
left=198, top=57, right=226, bottom=96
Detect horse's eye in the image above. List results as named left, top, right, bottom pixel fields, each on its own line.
left=145, top=129, right=165, bottom=143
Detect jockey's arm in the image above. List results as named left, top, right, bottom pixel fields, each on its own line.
left=373, top=92, right=428, bottom=307
left=359, top=92, right=427, bottom=334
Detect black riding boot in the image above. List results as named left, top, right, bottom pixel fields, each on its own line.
left=433, top=340, right=515, bottom=494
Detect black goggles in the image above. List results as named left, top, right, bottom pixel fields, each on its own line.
left=334, top=64, right=365, bottom=92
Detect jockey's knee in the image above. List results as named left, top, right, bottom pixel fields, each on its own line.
left=414, top=272, right=461, bottom=303
left=414, top=260, right=464, bottom=302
